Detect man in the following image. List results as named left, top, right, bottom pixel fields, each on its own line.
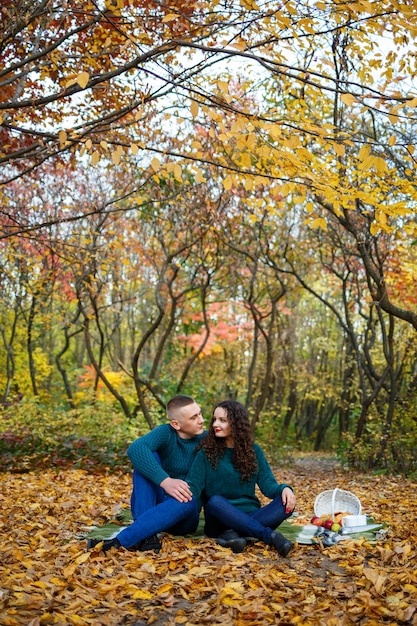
left=88, top=394, right=205, bottom=553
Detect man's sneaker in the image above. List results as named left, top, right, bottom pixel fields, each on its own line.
left=87, top=537, right=121, bottom=552
left=138, top=534, right=162, bottom=553
left=215, top=529, right=247, bottom=553
left=270, top=531, right=293, bottom=557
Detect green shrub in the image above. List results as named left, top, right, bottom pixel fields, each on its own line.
left=0, top=398, right=148, bottom=473
left=337, top=412, right=417, bottom=477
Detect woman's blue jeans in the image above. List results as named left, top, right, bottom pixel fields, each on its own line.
left=204, top=495, right=293, bottom=545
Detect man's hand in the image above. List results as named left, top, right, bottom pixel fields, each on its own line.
left=160, top=477, right=193, bottom=502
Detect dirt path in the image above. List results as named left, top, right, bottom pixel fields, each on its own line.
left=293, top=453, right=341, bottom=473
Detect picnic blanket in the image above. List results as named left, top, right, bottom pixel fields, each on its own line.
left=81, top=508, right=386, bottom=546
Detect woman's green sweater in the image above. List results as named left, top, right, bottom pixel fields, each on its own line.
left=186, top=444, right=291, bottom=513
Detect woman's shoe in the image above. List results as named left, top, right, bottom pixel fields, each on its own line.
left=270, top=531, right=293, bottom=557
left=215, top=529, right=247, bottom=553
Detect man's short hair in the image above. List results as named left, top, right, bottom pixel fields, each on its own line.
left=166, top=395, right=195, bottom=421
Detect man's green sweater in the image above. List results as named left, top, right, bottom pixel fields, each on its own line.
left=127, top=424, right=206, bottom=486
left=186, top=444, right=292, bottom=513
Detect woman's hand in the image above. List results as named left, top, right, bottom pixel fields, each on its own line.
left=282, top=486, right=296, bottom=514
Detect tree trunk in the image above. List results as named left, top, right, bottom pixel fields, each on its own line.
left=27, top=295, right=39, bottom=396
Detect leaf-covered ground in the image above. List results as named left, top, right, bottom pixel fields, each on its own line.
left=1, top=455, right=416, bottom=626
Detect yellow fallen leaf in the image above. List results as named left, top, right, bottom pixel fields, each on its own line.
left=31, top=580, right=48, bottom=589
left=363, top=567, right=387, bottom=594
left=63, top=562, right=77, bottom=578
left=132, top=589, right=153, bottom=599
left=50, top=577, right=66, bottom=586
left=68, top=615, right=86, bottom=624
left=74, top=552, right=91, bottom=565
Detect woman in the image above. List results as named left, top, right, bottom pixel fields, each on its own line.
left=186, top=399, right=296, bottom=556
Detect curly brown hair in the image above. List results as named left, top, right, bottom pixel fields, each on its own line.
left=200, top=400, right=258, bottom=482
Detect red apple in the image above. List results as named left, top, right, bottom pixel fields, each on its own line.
left=324, top=519, right=334, bottom=530
left=311, top=516, right=322, bottom=526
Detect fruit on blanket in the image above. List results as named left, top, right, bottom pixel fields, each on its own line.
left=310, top=512, right=352, bottom=530
left=310, top=513, right=347, bottom=528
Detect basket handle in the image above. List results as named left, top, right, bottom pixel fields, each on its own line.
left=331, top=488, right=339, bottom=517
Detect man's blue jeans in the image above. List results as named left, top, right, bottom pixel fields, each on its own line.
left=117, top=496, right=199, bottom=549
left=204, top=495, right=293, bottom=544
left=119, top=455, right=200, bottom=549
left=130, top=468, right=166, bottom=519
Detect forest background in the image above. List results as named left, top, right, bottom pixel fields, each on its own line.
left=1, top=0, right=417, bottom=477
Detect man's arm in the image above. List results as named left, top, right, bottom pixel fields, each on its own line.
left=127, top=426, right=172, bottom=486
left=127, top=425, right=193, bottom=502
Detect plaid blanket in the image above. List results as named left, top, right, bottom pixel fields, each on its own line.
left=80, top=508, right=385, bottom=545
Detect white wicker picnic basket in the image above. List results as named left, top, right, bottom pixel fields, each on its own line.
left=314, top=487, right=362, bottom=517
